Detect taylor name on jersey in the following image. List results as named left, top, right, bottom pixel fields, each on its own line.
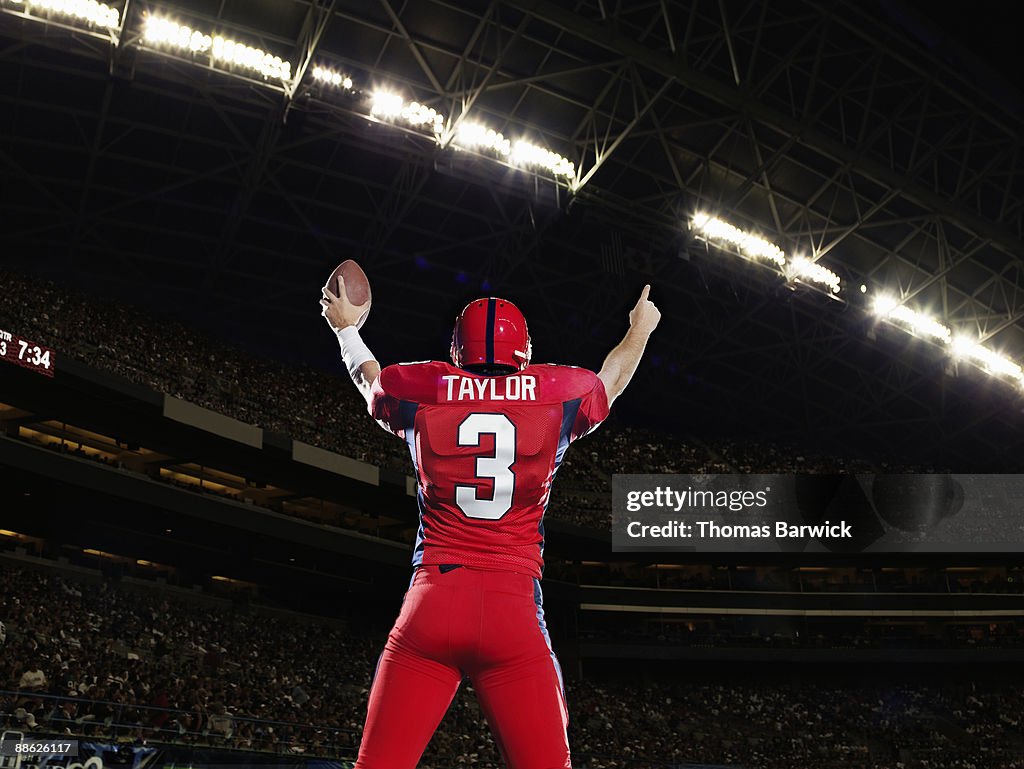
left=441, top=374, right=537, bottom=401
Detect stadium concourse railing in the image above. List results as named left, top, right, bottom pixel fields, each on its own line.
left=0, top=692, right=696, bottom=769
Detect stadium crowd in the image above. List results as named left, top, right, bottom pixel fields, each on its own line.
left=564, top=563, right=1024, bottom=594
left=0, top=270, right=959, bottom=532
left=577, top=617, right=1024, bottom=650
left=1, top=563, right=1022, bottom=769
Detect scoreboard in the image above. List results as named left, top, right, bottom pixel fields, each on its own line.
left=0, top=328, right=55, bottom=378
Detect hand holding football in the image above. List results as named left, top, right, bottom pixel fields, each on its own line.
left=321, top=259, right=372, bottom=329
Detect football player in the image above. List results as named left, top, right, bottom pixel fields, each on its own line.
left=321, top=279, right=660, bottom=769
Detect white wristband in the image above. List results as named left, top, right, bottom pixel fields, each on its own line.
left=336, top=326, right=375, bottom=378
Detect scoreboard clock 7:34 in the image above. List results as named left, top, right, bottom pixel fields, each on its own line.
left=0, top=328, right=55, bottom=378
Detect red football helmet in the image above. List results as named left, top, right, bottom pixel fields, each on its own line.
left=451, top=297, right=532, bottom=372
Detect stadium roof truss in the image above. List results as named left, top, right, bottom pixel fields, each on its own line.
left=1, top=0, right=1023, bottom=463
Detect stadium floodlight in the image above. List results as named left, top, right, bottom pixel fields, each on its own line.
left=312, top=66, right=352, bottom=90
left=143, top=16, right=210, bottom=52
left=872, top=294, right=899, bottom=316
left=448, top=122, right=574, bottom=179
left=453, top=121, right=512, bottom=156
left=4, top=0, right=120, bottom=29
left=142, top=14, right=292, bottom=81
left=951, top=337, right=1024, bottom=386
left=369, top=90, right=444, bottom=135
left=211, top=35, right=291, bottom=81
left=400, top=102, right=444, bottom=132
left=510, top=140, right=575, bottom=179
left=369, top=90, right=402, bottom=117
left=872, top=295, right=951, bottom=343
left=691, top=213, right=786, bottom=267
left=788, top=255, right=841, bottom=294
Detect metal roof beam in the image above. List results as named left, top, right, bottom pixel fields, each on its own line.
left=506, top=0, right=1024, bottom=257
left=286, top=0, right=338, bottom=102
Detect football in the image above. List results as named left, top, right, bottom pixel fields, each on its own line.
left=325, top=259, right=372, bottom=328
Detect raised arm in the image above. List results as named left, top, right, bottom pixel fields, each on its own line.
left=320, top=275, right=380, bottom=405
left=597, top=284, right=661, bottom=406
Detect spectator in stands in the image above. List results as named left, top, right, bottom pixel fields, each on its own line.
left=207, top=702, right=234, bottom=740
left=18, top=659, right=48, bottom=692
left=12, top=706, right=38, bottom=730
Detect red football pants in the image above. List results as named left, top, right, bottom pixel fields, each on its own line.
left=353, top=565, right=571, bottom=769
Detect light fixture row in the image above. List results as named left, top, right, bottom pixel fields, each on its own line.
left=692, top=212, right=1023, bottom=391
left=7, top=0, right=1020, bottom=391
left=3, top=1, right=580, bottom=184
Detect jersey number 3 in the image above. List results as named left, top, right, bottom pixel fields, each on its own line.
left=455, top=413, right=516, bottom=520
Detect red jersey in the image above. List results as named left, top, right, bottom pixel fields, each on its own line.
left=369, top=361, right=609, bottom=578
